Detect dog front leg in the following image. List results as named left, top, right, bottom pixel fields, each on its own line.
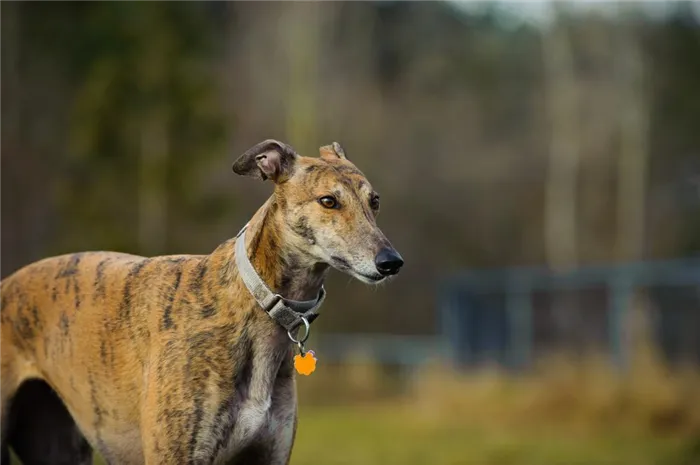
left=272, top=409, right=297, bottom=465
left=141, top=399, right=202, bottom=464
left=141, top=350, right=223, bottom=465
left=266, top=381, right=298, bottom=465
left=140, top=380, right=200, bottom=465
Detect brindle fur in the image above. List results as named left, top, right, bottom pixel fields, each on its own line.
left=0, top=140, right=402, bottom=465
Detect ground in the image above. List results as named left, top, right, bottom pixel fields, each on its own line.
left=9, top=354, right=700, bottom=465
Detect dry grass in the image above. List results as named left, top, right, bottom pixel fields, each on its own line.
left=405, top=354, right=700, bottom=437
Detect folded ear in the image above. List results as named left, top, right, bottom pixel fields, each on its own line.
left=232, top=139, right=299, bottom=182
left=319, top=142, right=347, bottom=160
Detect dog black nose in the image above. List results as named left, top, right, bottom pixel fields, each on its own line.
left=374, top=248, right=404, bottom=276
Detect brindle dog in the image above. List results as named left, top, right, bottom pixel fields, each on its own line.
left=0, top=140, right=403, bottom=465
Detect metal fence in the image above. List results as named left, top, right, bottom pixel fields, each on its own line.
left=316, top=258, right=700, bottom=371
left=440, top=258, right=700, bottom=370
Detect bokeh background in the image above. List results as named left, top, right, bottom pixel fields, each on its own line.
left=2, top=1, right=700, bottom=464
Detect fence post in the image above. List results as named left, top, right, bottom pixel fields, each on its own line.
left=608, top=273, right=632, bottom=370
left=439, top=281, right=460, bottom=367
left=507, top=274, right=533, bottom=370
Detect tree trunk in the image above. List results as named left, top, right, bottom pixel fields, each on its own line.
left=286, top=2, right=320, bottom=153
left=138, top=110, right=169, bottom=256
left=1, top=1, right=23, bottom=277
left=136, top=7, right=169, bottom=256
left=542, top=3, right=579, bottom=273
left=615, top=10, right=649, bottom=263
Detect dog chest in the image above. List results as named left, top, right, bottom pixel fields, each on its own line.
left=205, top=398, right=272, bottom=464
left=234, top=398, right=272, bottom=444
left=207, top=385, right=297, bottom=464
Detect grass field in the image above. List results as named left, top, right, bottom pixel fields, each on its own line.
left=288, top=352, right=700, bottom=465
left=290, top=404, right=695, bottom=465
left=10, top=348, right=700, bottom=465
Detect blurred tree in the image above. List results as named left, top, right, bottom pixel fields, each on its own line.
left=542, top=2, right=579, bottom=273
left=646, top=2, right=700, bottom=259
left=615, top=5, right=650, bottom=263
left=64, top=2, right=226, bottom=255
left=2, top=2, right=24, bottom=276
left=285, top=2, right=320, bottom=154
left=1, top=2, right=76, bottom=277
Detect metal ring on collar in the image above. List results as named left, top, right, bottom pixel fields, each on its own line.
left=287, top=316, right=310, bottom=345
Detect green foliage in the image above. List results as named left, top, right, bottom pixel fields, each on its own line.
left=41, top=3, right=228, bottom=254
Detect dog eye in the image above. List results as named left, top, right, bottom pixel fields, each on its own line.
left=370, top=195, right=380, bottom=210
left=318, top=196, right=338, bottom=209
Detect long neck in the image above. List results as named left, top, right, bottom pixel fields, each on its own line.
left=214, top=195, right=329, bottom=302
left=247, top=200, right=328, bottom=301
left=200, top=196, right=327, bottom=388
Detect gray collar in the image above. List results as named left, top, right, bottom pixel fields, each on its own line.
left=234, top=224, right=326, bottom=334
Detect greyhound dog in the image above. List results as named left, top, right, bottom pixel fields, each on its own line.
left=0, top=139, right=403, bottom=465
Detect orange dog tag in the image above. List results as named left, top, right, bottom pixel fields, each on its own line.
left=294, top=350, right=317, bottom=376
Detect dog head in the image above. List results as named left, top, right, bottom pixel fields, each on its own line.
left=232, top=139, right=403, bottom=284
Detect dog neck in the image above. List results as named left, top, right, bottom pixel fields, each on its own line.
left=232, top=196, right=329, bottom=302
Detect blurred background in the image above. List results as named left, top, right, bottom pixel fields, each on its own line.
left=2, top=1, right=700, bottom=464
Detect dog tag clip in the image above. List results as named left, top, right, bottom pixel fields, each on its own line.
left=288, top=317, right=316, bottom=375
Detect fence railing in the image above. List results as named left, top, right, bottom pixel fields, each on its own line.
left=440, top=257, right=700, bottom=370
left=315, top=258, right=700, bottom=371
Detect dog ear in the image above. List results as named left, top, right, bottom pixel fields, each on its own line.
left=232, top=139, right=299, bottom=182
left=319, top=142, right=347, bottom=160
